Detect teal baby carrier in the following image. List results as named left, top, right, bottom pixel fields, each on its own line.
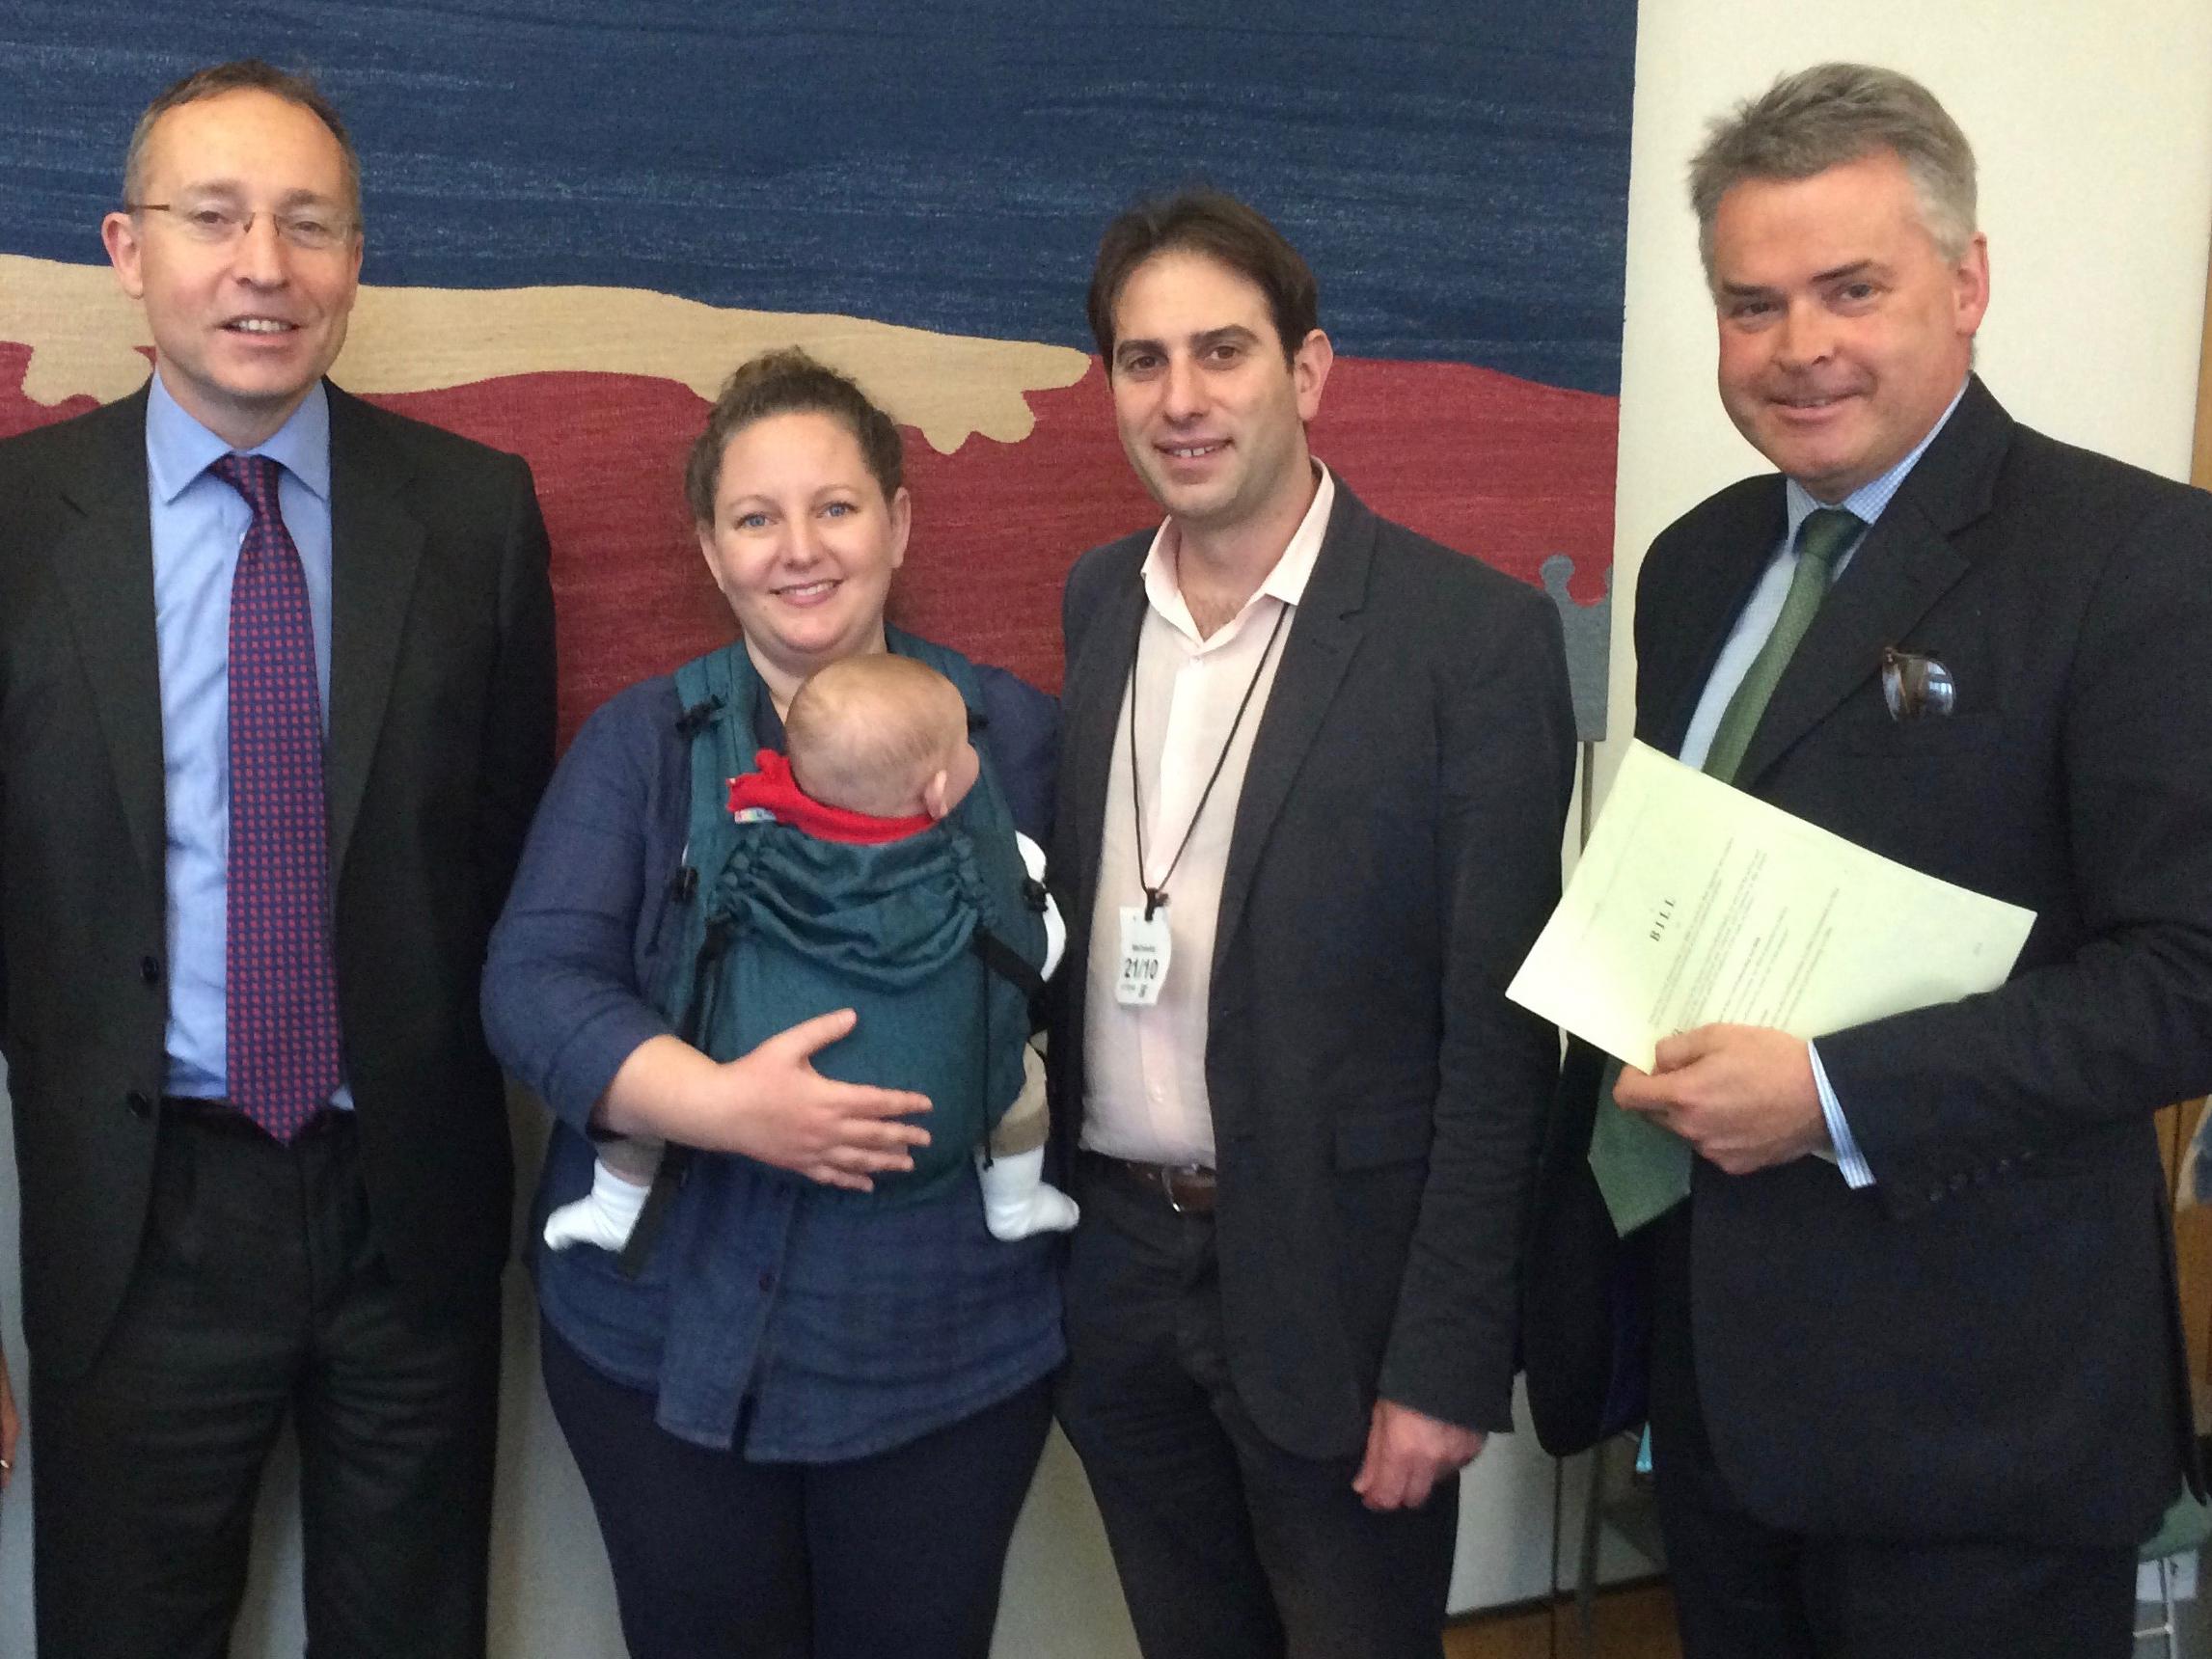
left=619, top=633, right=1047, bottom=1275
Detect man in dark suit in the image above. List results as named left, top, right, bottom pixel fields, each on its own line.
left=0, top=61, right=555, bottom=1657
left=1523, top=64, right=2212, bottom=1659
left=1050, top=189, right=1575, bottom=1659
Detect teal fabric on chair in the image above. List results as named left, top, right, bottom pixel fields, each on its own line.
left=2139, top=1483, right=2210, bottom=1659
left=2142, top=1483, right=2212, bottom=1563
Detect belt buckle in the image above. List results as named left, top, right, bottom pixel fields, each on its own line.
left=1157, top=1161, right=1204, bottom=1214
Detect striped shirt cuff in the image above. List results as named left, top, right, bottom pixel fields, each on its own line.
left=1809, top=1040, right=1875, bottom=1188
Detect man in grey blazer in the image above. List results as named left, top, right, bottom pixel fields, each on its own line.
left=1523, top=64, right=2211, bottom=1659
left=1050, top=189, right=1575, bottom=1658
left=0, top=60, right=555, bottom=1657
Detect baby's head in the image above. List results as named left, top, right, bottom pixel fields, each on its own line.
left=785, top=655, right=980, bottom=821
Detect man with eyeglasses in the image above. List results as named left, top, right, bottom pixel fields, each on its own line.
left=0, top=58, right=555, bottom=1659
left=1524, top=64, right=2212, bottom=1658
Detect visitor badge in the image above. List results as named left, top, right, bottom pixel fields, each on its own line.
left=1115, top=904, right=1172, bottom=1006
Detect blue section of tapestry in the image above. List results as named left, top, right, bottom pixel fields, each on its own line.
left=0, top=0, right=1634, bottom=392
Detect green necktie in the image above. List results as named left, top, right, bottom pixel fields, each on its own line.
left=1588, top=506, right=1863, bottom=1234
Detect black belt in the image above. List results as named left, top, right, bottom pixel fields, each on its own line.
left=162, top=1096, right=349, bottom=1142
left=1082, top=1150, right=1217, bottom=1215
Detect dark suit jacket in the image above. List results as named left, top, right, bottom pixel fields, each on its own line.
left=1524, top=378, right=2210, bottom=1547
left=1051, top=479, right=1575, bottom=1459
left=0, top=381, right=557, bottom=1380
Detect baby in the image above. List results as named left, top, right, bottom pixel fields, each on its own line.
left=544, top=653, right=1077, bottom=1251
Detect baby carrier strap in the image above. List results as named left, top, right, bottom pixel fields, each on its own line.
left=615, top=643, right=763, bottom=1278
left=973, top=923, right=1046, bottom=1004
left=881, top=632, right=1049, bottom=1003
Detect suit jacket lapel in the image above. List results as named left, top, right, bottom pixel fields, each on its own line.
left=1735, top=378, right=2006, bottom=787
left=1063, top=546, right=1148, bottom=918
left=1646, top=487, right=1786, bottom=757
left=53, top=391, right=165, bottom=885
left=323, top=386, right=423, bottom=881
left=1209, top=484, right=1370, bottom=982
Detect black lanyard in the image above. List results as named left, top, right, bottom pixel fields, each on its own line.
left=1127, top=601, right=1291, bottom=920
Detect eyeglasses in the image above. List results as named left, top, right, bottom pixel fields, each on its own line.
left=123, top=202, right=357, bottom=253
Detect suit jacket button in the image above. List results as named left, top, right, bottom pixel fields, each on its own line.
left=140, top=956, right=160, bottom=985
left=125, top=1090, right=154, bottom=1119
left=1948, top=1173, right=1968, bottom=1192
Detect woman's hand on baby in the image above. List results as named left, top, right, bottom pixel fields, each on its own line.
left=718, top=1009, right=931, bottom=1190
left=597, top=1014, right=931, bottom=1189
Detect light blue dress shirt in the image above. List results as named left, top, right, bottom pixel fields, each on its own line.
left=1675, top=382, right=1968, bottom=1187
left=146, top=374, right=351, bottom=1107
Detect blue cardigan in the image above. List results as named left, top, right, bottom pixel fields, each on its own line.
left=483, top=652, right=1062, bottom=1456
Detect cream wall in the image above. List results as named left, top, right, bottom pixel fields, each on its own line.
left=1599, top=0, right=2212, bottom=802
left=1476, top=0, right=2212, bottom=1626
left=0, top=2, right=2208, bottom=1652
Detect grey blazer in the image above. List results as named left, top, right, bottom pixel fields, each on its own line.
left=1051, top=479, right=1575, bottom=1457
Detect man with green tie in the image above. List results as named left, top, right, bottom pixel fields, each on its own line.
left=1525, top=62, right=2212, bottom=1659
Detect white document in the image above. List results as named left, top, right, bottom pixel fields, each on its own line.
left=1509, top=740, right=2035, bottom=1071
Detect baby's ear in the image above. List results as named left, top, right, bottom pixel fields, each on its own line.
left=922, top=769, right=954, bottom=821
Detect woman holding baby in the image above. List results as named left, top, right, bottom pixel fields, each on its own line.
left=482, top=349, right=1066, bottom=1659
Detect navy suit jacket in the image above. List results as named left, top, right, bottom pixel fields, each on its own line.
left=1525, top=378, right=2210, bottom=1547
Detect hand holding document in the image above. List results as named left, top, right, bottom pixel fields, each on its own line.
left=1509, top=741, right=2034, bottom=1073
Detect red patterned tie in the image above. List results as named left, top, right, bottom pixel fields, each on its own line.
left=210, top=453, right=343, bottom=1141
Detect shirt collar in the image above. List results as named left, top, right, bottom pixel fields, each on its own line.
left=1783, top=378, right=1968, bottom=543
left=1138, top=463, right=1336, bottom=644
left=146, top=371, right=332, bottom=506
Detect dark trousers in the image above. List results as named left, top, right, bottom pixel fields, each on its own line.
left=1056, top=1160, right=1459, bottom=1659
left=1646, top=1207, right=2137, bottom=1659
left=541, top=1319, right=1053, bottom=1659
left=30, top=1104, right=501, bottom=1659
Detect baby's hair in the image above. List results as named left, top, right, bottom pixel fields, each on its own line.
left=786, top=656, right=969, bottom=818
